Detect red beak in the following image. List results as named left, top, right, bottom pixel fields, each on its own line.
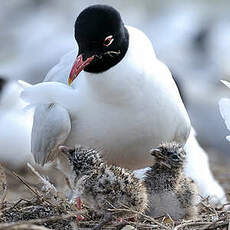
left=68, top=54, right=94, bottom=85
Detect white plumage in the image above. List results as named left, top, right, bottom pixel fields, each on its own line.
left=21, top=26, right=190, bottom=169
left=219, top=80, right=230, bottom=142
left=184, top=128, right=227, bottom=205
left=21, top=25, right=227, bottom=205
left=0, top=81, right=33, bottom=169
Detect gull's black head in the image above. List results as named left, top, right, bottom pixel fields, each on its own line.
left=68, top=5, right=129, bottom=84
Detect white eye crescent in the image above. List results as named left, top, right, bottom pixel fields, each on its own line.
left=103, top=35, right=114, bottom=47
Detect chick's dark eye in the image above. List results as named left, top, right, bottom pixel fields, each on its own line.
left=171, top=154, right=179, bottom=161
left=103, top=35, right=114, bottom=47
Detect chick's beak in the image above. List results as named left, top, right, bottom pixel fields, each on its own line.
left=150, top=148, right=171, bottom=169
left=59, top=145, right=70, bottom=154
left=150, top=148, right=161, bottom=157
left=68, top=54, right=95, bottom=85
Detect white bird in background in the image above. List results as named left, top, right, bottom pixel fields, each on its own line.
left=219, top=80, right=230, bottom=142
left=0, top=79, right=33, bottom=169
left=21, top=5, right=226, bottom=204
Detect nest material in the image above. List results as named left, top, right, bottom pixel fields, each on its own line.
left=0, top=223, right=51, bottom=230
left=0, top=198, right=75, bottom=230
left=0, top=197, right=230, bottom=230
left=0, top=164, right=229, bottom=230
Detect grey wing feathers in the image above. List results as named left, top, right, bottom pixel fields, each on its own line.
left=32, top=104, right=71, bottom=165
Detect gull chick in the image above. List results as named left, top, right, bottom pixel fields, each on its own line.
left=59, top=145, right=148, bottom=225
left=144, top=142, right=199, bottom=220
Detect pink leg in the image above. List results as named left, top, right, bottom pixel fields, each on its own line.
left=75, top=197, right=84, bottom=221
left=116, top=217, right=123, bottom=223
left=76, top=197, right=82, bottom=210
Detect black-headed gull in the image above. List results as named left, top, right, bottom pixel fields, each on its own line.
left=21, top=5, right=226, bottom=205
left=22, top=5, right=190, bottom=168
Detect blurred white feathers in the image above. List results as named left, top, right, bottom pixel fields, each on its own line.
left=219, top=80, right=230, bottom=142
left=20, top=81, right=77, bottom=108
left=0, top=80, right=33, bottom=169
left=184, top=128, right=227, bottom=205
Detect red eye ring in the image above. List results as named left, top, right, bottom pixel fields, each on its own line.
left=103, top=35, right=114, bottom=47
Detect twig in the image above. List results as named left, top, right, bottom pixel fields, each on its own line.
left=107, top=206, right=170, bottom=230
left=9, top=170, right=41, bottom=198
left=27, top=163, right=57, bottom=196
left=0, top=223, right=51, bottom=230
left=174, top=221, right=213, bottom=230
left=11, top=198, right=34, bottom=210
left=203, top=220, right=229, bottom=230
left=217, top=202, right=230, bottom=211
left=0, top=213, right=76, bottom=227
left=200, top=201, right=218, bottom=217
left=202, top=216, right=229, bottom=230
left=122, top=220, right=166, bottom=229
left=8, top=169, right=55, bottom=207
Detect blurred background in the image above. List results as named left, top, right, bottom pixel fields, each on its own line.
left=0, top=1, right=230, bottom=177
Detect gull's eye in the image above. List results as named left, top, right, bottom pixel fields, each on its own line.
left=103, top=35, right=114, bottom=47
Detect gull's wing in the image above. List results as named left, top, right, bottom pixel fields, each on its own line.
left=221, top=80, right=230, bottom=89
left=32, top=104, right=71, bottom=165
left=219, top=98, right=230, bottom=141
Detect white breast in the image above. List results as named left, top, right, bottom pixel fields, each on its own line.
left=148, top=192, right=186, bottom=219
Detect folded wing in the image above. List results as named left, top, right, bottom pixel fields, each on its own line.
left=32, top=104, right=71, bottom=165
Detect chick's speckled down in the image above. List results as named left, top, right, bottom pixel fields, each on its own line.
left=144, top=142, right=199, bottom=220
left=60, top=146, right=148, bottom=218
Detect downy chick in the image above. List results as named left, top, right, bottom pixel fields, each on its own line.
left=144, top=142, right=198, bottom=220
left=59, top=146, right=148, bottom=225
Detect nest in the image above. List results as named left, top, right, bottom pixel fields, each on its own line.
left=0, top=163, right=229, bottom=230
left=0, top=198, right=74, bottom=230
left=1, top=197, right=230, bottom=230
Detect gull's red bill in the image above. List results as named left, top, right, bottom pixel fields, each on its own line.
left=68, top=54, right=94, bottom=85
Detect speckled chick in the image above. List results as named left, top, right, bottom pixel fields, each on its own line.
left=144, top=142, right=198, bottom=220
left=59, top=146, right=148, bottom=219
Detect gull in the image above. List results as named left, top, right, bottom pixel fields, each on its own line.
left=21, top=4, right=226, bottom=205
